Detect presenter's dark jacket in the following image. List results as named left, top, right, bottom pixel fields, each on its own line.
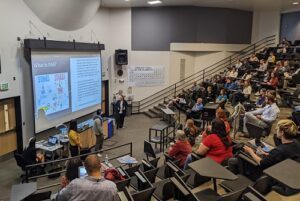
left=115, top=100, right=128, bottom=115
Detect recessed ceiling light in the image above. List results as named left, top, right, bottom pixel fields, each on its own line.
left=147, top=0, right=162, bottom=5
left=293, top=2, right=299, bottom=5
left=125, top=0, right=130, bottom=2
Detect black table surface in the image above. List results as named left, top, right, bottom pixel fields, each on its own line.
left=188, top=157, right=238, bottom=181
left=263, top=159, right=300, bottom=190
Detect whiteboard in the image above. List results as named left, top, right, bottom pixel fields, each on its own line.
left=128, top=66, right=165, bottom=87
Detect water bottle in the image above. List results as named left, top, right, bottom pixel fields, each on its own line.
left=105, top=154, right=109, bottom=164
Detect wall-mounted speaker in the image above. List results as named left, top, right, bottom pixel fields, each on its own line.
left=115, top=49, right=128, bottom=65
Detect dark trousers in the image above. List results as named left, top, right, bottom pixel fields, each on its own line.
left=117, top=113, right=125, bottom=128
left=95, top=135, right=104, bottom=151
left=69, top=145, right=79, bottom=157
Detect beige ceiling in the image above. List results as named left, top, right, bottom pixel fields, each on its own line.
left=101, top=0, right=300, bottom=12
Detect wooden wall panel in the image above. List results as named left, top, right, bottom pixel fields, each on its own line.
left=0, top=131, right=17, bottom=156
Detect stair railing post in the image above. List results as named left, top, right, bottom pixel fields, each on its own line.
left=174, top=84, right=177, bottom=97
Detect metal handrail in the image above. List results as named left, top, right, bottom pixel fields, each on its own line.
left=133, top=35, right=277, bottom=113
left=25, top=142, right=133, bottom=185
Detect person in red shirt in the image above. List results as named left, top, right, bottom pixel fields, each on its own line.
left=184, top=118, right=233, bottom=169
left=168, top=130, right=192, bottom=168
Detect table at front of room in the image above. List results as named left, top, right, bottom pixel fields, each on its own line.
left=188, top=157, right=238, bottom=191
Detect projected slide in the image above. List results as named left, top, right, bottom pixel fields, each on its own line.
left=34, top=73, right=69, bottom=116
left=70, top=57, right=101, bottom=112
left=31, top=51, right=102, bottom=133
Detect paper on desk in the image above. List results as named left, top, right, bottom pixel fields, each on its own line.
left=117, top=155, right=138, bottom=164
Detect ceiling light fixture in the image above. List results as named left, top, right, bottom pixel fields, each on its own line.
left=292, top=2, right=299, bottom=5
left=147, top=0, right=162, bottom=5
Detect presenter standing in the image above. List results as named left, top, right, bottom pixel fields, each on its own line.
left=68, top=120, right=82, bottom=156
left=93, top=109, right=104, bottom=151
left=116, top=96, right=128, bottom=129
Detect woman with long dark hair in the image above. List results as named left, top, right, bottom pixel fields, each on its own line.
left=184, top=118, right=233, bottom=169
left=68, top=120, right=82, bottom=157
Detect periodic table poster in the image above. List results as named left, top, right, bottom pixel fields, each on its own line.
left=128, top=66, right=165, bottom=87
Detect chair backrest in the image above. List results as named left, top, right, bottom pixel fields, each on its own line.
left=24, top=191, right=51, bottom=201
left=135, top=171, right=152, bottom=191
left=144, top=140, right=156, bottom=159
left=170, top=176, right=199, bottom=201
left=143, top=168, right=159, bottom=183
left=246, top=122, right=265, bottom=139
left=217, top=188, right=244, bottom=201
left=14, top=152, right=26, bottom=171
left=125, top=165, right=140, bottom=177
left=116, top=178, right=131, bottom=191
left=153, top=179, right=175, bottom=201
left=149, top=157, right=160, bottom=168
left=141, top=159, right=154, bottom=172
left=253, top=175, right=271, bottom=195
left=131, top=187, right=155, bottom=201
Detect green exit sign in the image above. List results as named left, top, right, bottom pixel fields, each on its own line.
left=0, top=83, right=8, bottom=91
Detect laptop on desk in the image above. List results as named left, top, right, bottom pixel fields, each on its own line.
left=43, top=136, right=58, bottom=147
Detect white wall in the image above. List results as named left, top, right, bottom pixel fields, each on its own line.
left=0, top=0, right=111, bottom=144
left=0, top=1, right=283, bottom=146
left=251, top=9, right=281, bottom=43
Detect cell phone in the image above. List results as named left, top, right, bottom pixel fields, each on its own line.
left=262, top=146, right=270, bottom=153
left=78, top=166, right=87, bottom=178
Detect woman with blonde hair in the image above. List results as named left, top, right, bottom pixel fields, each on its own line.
left=168, top=130, right=192, bottom=168
left=244, top=119, right=300, bottom=169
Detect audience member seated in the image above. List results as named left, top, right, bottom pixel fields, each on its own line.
left=168, top=130, right=192, bottom=168
left=261, top=72, right=279, bottom=90
left=241, top=70, right=252, bottom=81
left=227, top=67, right=238, bottom=78
left=167, top=94, right=187, bottom=111
left=216, top=88, right=228, bottom=108
left=231, top=80, right=252, bottom=106
left=184, top=118, right=233, bottom=169
left=184, top=119, right=199, bottom=146
left=186, top=98, right=204, bottom=119
left=283, top=69, right=294, bottom=90
left=249, top=54, right=259, bottom=62
left=242, top=95, right=280, bottom=135
left=267, top=52, right=276, bottom=64
left=205, top=86, right=216, bottom=103
left=216, top=108, right=231, bottom=134
left=235, top=59, right=243, bottom=70
left=56, top=154, right=118, bottom=201
left=255, top=88, right=267, bottom=108
left=242, top=119, right=300, bottom=195
left=61, top=158, right=83, bottom=188
left=68, top=119, right=82, bottom=157
left=23, top=137, right=45, bottom=166
left=258, top=59, right=268, bottom=71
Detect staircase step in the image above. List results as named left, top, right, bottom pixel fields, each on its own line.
left=154, top=105, right=163, bottom=111
left=158, top=103, right=167, bottom=108
left=149, top=108, right=162, bottom=117
left=144, top=111, right=159, bottom=118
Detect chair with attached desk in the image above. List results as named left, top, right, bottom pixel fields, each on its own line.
left=172, top=172, right=244, bottom=201
left=220, top=174, right=271, bottom=195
